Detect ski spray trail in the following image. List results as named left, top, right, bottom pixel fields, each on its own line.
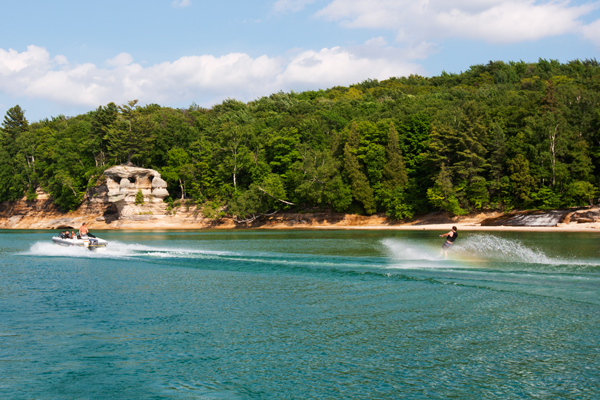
left=452, top=234, right=554, bottom=264
left=383, top=235, right=576, bottom=267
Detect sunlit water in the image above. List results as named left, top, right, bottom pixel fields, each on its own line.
left=1, top=229, right=599, bottom=399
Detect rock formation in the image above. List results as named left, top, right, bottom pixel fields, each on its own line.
left=104, top=165, right=169, bottom=220
left=564, top=209, right=600, bottom=224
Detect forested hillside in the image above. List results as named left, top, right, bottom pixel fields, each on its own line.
left=1, top=59, right=599, bottom=221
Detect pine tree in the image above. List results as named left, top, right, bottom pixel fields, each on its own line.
left=343, top=124, right=376, bottom=214
left=106, top=101, right=156, bottom=166
left=425, top=124, right=457, bottom=173
left=0, top=105, right=29, bottom=201
left=90, top=102, right=118, bottom=167
left=452, top=102, right=490, bottom=182
left=382, top=122, right=408, bottom=192
left=426, top=164, right=466, bottom=215
left=1, top=105, right=29, bottom=158
left=508, top=154, right=535, bottom=204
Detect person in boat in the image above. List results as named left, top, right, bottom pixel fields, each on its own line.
left=79, top=222, right=89, bottom=237
left=439, top=226, right=458, bottom=259
left=71, top=231, right=78, bottom=240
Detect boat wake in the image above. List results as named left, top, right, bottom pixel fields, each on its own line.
left=24, top=241, right=238, bottom=260
left=24, top=235, right=600, bottom=275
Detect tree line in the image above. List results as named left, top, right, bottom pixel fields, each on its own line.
left=1, top=58, right=599, bottom=221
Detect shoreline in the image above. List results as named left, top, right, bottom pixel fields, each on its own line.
left=2, top=196, right=600, bottom=232
left=3, top=222, right=600, bottom=233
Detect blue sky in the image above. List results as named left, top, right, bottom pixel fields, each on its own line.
left=1, top=0, right=599, bottom=121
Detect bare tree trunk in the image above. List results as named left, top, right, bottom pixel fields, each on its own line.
left=257, top=187, right=295, bottom=205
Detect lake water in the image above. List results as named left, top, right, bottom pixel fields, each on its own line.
left=1, top=229, right=599, bottom=399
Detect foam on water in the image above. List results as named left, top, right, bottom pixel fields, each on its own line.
left=383, top=235, right=566, bottom=267
left=24, top=240, right=381, bottom=274
left=25, top=241, right=238, bottom=260
left=452, top=234, right=555, bottom=264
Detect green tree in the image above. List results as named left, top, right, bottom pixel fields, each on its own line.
left=382, top=122, right=408, bottom=191
left=107, top=100, right=157, bottom=165
left=161, top=148, right=192, bottom=200
left=1, top=105, right=29, bottom=157
left=427, top=164, right=467, bottom=215
left=0, top=105, right=30, bottom=200
left=90, top=102, right=118, bottom=167
left=289, top=146, right=351, bottom=211
left=343, top=124, right=376, bottom=214
left=230, top=173, right=291, bottom=222
left=508, top=154, right=536, bottom=205
left=452, top=102, right=489, bottom=182
left=135, top=189, right=144, bottom=205
left=217, top=122, right=253, bottom=192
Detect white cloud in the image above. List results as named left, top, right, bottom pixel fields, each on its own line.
left=314, top=0, right=599, bottom=44
left=581, top=18, right=600, bottom=46
left=273, top=0, right=319, bottom=13
left=105, top=53, right=134, bottom=67
left=172, top=0, right=191, bottom=8
left=0, top=44, right=421, bottom=109
left=276, top=44, right=419, bottom=88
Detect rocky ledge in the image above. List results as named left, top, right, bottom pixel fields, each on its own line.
left=481, top=208, right=600, bottom=227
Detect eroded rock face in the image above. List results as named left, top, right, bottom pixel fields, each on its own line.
left=569, top=210, right=600, bottom=224
left=104, top=165, right=169, bottom=219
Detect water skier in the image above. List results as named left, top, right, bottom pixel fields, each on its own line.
left=439, top=226, right=458, bottom=259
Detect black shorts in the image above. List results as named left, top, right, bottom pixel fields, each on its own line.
left=442, top=241, right=453, bottom=249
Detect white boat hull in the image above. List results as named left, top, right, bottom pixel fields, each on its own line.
left=52, top=235, right=108, bottom=250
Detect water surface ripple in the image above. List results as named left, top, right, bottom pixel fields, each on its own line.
left=1, top=229, right=599, bottom=399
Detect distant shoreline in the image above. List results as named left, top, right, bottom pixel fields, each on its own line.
left=3, top=220, right=599, bottom=233
left=2, top=196, right=599, bottom=232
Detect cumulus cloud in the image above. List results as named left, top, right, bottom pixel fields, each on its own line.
left=0, top=43, right=421, bottom=109
left=105, top=53, right=134, bottom=67
left=314, top=0, right=599, bottom=44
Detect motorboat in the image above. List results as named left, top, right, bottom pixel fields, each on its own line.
left=52, top=232, right=108, bottom=250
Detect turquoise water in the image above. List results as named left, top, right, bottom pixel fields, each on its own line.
left=1, top=229, right=599, bottom=399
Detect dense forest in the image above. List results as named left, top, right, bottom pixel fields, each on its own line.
left=1, top=59, right=600, bottom=221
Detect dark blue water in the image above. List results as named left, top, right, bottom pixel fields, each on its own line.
left=1, top=230, right=599, bottom=399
